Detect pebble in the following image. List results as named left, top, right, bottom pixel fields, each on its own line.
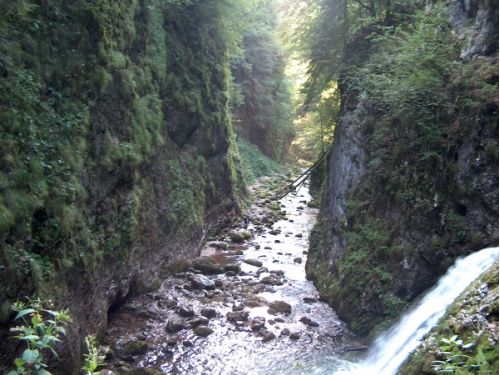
left=200, top=308, right=217, bottom=319
left=281, top=328, right=290, bottom=336
left=243, top=258, right=263, bottom=267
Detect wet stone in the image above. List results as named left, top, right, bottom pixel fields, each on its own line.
left=256, top=267, right=269, bottom=275
left=227, top=310, right=250, bottom=322
left=166, top=337, right=177, bottom=346
left=280, top=328, right=290, bottom=336
left=200, top=307, right=217, bottom=319
left=262, top=331, right=276, bottom=342
left=275, top=317, right=285, bottom=323
left=303, top=297, right=317, bottom=304
left=166, top=318, right=185, bottom=333
left=251, top=317, right=266, bottom=331
left=293, top=257, right=303, bottom=264
left=224, top=264, right=241, bottom=273
left=113, top=338, right=149, bottom=359
left=189, top=316, right=210, bottom=327
left=191, top=258, right=224, bottom=275
left=178, top=305, right=195, bottom=317
left=189, top=274, right=216, bottom=290
left=289, top=332, right=301, bottom=340
left=243, top=258, right=263, bottom=267
left=182, top=340, right=194, bottom=347
left=268, top=301, right=292, bottom=314
left=193, top=326, right=213, bottom=337
left=299, top=316, right=319, bottom=327
left=261, top=276, right=283, bottom=286
left=295, top=233, right=303, bottom=238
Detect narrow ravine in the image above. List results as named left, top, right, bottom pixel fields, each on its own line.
left=104, top=178, right=356, bottom=374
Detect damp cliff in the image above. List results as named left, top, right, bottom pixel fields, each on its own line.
left=307, top=0, right=498, bottom=338
left=0, top=1, right=243, bottom=372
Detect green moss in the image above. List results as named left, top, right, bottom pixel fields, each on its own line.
left=236, top=137, right=282, bottom=184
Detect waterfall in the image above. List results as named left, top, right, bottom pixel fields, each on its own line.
left=336, top=246, right=499, bottom=375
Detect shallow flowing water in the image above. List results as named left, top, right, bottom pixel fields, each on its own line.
left=105, top=181, right=355, bottom=374
left=105, top=179, right=498, bottom=375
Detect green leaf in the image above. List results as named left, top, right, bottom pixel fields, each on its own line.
left=6, top=371, right=19, bottom=375
left=22, top=348, right=40, bottom=364
left=14, top=309, right=36, bottom=320
left=15, top=358, right=26, bottom=367
left=36, top=369, right=52, bottom=375
left=21, top=335, right=40, bottom=341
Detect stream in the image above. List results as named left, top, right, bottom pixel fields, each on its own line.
left=104, top=178, right=499, bottom=375
left=105, top=179, right=357, bottom=374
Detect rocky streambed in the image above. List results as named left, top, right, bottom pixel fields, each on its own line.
left=103, top=177, right=357, bottom=374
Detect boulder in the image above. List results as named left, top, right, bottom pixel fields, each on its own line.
left=189, top=274, right=216, bottom=290
left=268, top=301, right=292, bottom=314
left=191, top=258, right=223, bottom=275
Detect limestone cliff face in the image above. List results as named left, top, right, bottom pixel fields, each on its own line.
left=307, top=0, right=498, bottom=337
left=0, top=1, right=242, bottom=372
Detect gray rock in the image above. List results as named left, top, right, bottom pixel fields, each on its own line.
left=113, top=338, right=148, bottom=359
left=289, top=332, right=301, bottom=340
left=243, top=258, right=263, bottom=267
left=166, top=318, right=185, bottom=333
left=178, top=305, right=195, bottom=317
left=293, top=257, right=302, bottom=264
left=226, top=310, right=249, bottom=322
left=191, top=258, right=223, bottom=275
left=189, top=316, right=210, bottom=327
left=268, top=301, right=292, bottom=314
left=299, top=316, right=319, bottom=327
left=200, top=307, right=217, bottom=319
left=262, top=331, right=275, bottom=342
left=303, top=297, right=317, bottom=303
left=166, top=337, right=177, bottom=346
left=194, top=326, right=213, bottom=337
left=280, top=328, right=290, bottom=336
left=261, top=276, right=284, bottom=286
left=189, top=274, right=216, bottom=290
left=224, top=264, right=241, bottom=273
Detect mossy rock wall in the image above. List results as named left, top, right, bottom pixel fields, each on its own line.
left=0, top=1, right=243, bottom=372
left=307, top=0, right=498, bottom=337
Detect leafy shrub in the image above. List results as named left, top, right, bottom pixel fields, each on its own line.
left=7, top=299, right=71, bottom=375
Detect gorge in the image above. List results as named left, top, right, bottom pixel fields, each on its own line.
left=0, top=0, right=498, bottom=374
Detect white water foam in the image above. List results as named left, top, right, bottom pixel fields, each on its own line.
left=334, top=247, right=499, bottom=375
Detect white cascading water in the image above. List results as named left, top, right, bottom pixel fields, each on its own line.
left=335, top=246, right=499, bottom=375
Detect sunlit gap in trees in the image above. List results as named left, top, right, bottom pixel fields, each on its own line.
left=276, top=0, right=339, bottom=165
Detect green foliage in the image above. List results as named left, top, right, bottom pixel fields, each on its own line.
left=231, top=0, right=294, bottom=161
left=81, top=335, right=105, bottom=375
left=432, top=335, right=497, bottom=374
left=0, top=3, right=245, bottom=368
left=8, top=299, right=71, bottom=375
left=236, top=137, right=282, bottom=184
